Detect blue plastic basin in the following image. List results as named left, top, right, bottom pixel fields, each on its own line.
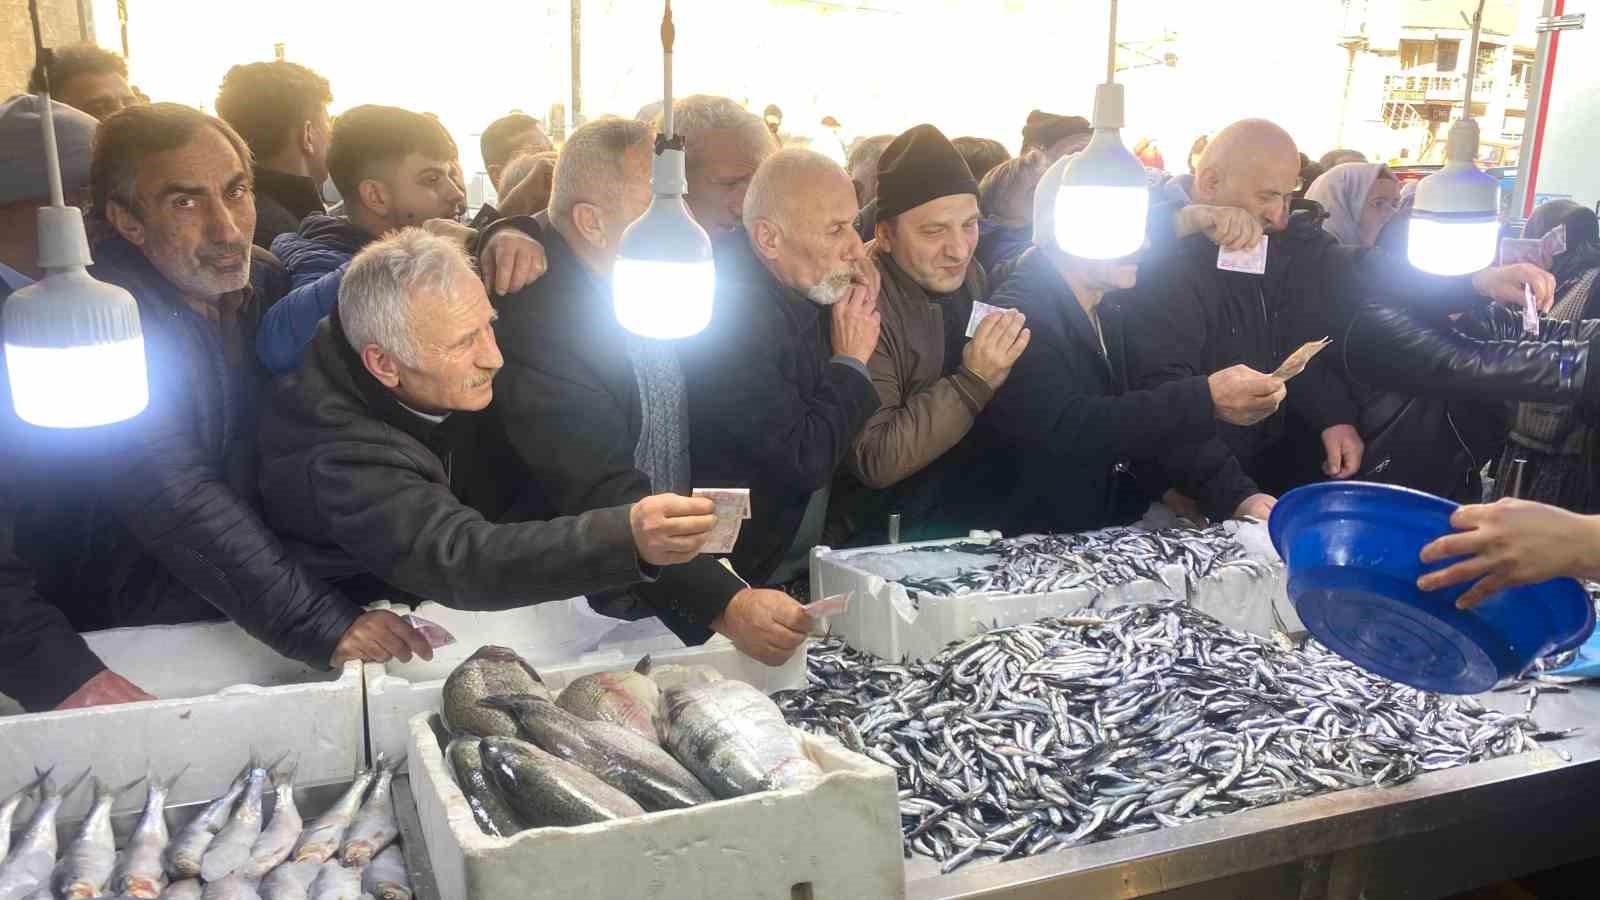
left=1268, top=482, right=1594, bottom=694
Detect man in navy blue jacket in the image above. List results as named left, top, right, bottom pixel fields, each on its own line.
left=256, top=105, right=546, bottom=374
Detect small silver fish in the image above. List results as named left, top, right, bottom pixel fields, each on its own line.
left=0, top=769, right=89, bottom=900
left=112, top=769, right=184, bottom=898
left=307, top=860, right=363, bottom=900
left=258, top=860, right=321, bottom=900
left=291, top=765, right=375, bottom=865
left=235, top=760, right=301, bottom=881
left=202, top=755, right=285, bottom=882
left=166, top=763, right=252, bottom=879
left=55, top=775, right=144, bottom=899
left=338, top=756, right=401, bottom=866
left=360, top=846, right=410, bottom=900
left=0, top=770, right=46, bottom=865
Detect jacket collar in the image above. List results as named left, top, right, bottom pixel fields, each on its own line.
left=253, top=168, right=326, bottom=223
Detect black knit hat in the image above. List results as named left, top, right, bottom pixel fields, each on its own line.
left=1022, top=110, right=1091, bottom=151
left=875, top=124, right=979, bottom=222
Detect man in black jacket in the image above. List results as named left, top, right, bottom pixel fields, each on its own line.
left=490, top=118, right=814, bottom=666
left=6, top=104, right=430, bottom=711
left=215, top=60, right=334, bottom=250
left=682, top=148, right=883, bottom=586
left=260, top=228, right=714, bottom=611
left=984, top=154, right=1286, bottom=534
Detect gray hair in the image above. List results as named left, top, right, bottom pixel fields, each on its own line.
left=549, top=117, right=654, bottom=224
left=338, top=228, right=474, bottom=367
left=743, top=147, right=847, bottom=228
left=498, top=150, right=555, bottom=196
left=662, top=95, right=776, bottom=171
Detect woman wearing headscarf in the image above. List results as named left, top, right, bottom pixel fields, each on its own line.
left=1494, top=201, right=1600, bottom=510
left=1305, top=162, right=1402, bottom=248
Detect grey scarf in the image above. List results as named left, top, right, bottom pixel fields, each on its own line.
left=627, top=333, right=691, bottom=494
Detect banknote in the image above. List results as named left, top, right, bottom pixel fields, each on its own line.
left=1271, top=338, right=1331, bottom=382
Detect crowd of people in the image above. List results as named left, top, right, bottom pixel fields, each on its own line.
left=3, top=47, right=1600, bottom=712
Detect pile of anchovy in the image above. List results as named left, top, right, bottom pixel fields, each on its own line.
left=778, top=604, right=1577, bottom=874
left=896, top=524, right=1274, bottom=602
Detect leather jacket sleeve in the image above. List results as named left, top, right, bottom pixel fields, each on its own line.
left=1343, top=300, right=1600, bottom=419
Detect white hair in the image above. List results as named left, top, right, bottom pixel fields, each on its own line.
left=549, top=117, right=654, bottom=225
left=338, top=228, right=473, bottom=367
left=742, top=147, right=848, bottom=229
left=663, top=95, right=776, bottom=170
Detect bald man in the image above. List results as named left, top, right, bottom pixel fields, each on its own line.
left=487, top=118, right=814, bottom=666
left=682, top=148, right=883, bottom=585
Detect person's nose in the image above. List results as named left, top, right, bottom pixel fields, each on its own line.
left=844, top=229, right=866, bottom=263
left=479, top=329, right=505, bottom=372
left=1267, top=201, right=1290, bottom=233
left=209, top=198, right=245, bottom=246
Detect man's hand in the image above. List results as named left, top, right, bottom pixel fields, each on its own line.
left=421, top=218, right=477, bottom=248
left=1321, top=424, right=1364, bottom=479
left=1207, top=364, right=1287, bottom=426
left=711, top=588, right=814, bottom=666
left=1234, top=493, right=1277, bottom=520
left=830, top=277, right=882, bottom=365
left=961, top=309, right=1031, bottom=389
left=1472, top=263, right=1556, bottom=313
left=1418, top=499, right=1600, bottom=608
left=54, top=669, right=155, bottom=710
left=1162, top=489, right=1209, bottom=526
left=331, top=609, right=434, bottom=667
left=630, top=494, right=717, bottom=566
left=1178, top=205, right=1265, bottom=252
left=497, top=157, right=556, bottom=218
left=479, top=230, right=548, bottom=296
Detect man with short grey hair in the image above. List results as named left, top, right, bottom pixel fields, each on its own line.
left=846, top=134, right=893, bottom=207
left=259, top=227, right=719, bottom=613
left=660, top=95, right=778, bottom=235
left=490, top=118, right=815, bottom=666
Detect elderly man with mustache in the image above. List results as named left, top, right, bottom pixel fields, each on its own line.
left=257, top=228, right=710, bottom=619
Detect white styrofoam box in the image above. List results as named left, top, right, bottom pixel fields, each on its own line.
left=407, top=712, right=906, bottom=900
left=813, top=521, right=1295, bottom=662
left=0, top=620, right=364, bottom=820
left=364, top=599, right=807, bottom=760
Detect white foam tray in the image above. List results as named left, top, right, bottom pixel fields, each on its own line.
left=812, top=520, right=1301, bottom=662
left=364, top=599, right=807, bottom=760
left=408, top=711, right=905, bottom=900
left=0, top=620, right=364, bottom=820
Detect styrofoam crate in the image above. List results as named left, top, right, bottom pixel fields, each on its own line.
left=364, top=599, right=807, bottom=760
left=812, top=521, right=1297, bottom=662
left=0, top=620, right=364, bottom=820
left=407, top=711, right=905, bottom=900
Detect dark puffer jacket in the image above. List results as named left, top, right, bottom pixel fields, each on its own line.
left=257, top=214, right=374, bottom=374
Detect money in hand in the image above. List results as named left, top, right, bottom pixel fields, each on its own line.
left=694, top=488, right=751, bottom=555
left=1271, top=338, right=1331, bottom=382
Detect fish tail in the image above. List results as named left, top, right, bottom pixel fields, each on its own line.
left=160, top=763, right=191, bottom=796
left=265, top=749, right=293, bottom=776
left=62, top=767, right=92, bottom=800
left=271, top=755, right=299, bottom=788
left=634, top=653, right=653, bottom=674
left=115, top=773, right=148, bottom=799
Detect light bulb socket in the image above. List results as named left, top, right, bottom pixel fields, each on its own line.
left=35, top=205, right=92, bottom=271
left=1444, top=117, right=1481, bottom=165
left=651, top=144, right=689, bottom=198
left=1060, top=129, right=1146, bottom=192
left=1090, top=82, right=1126, bottom=131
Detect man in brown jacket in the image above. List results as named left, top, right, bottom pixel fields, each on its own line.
left=828, top=125, right=1031, bottom=545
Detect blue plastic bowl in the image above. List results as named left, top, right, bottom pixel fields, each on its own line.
left=1268, top=482, right=1594, bottom=694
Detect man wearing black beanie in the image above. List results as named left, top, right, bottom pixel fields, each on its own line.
left=829, top=124, right=1031, bottom=545
left=1021, top=110, right=1093, bottom=162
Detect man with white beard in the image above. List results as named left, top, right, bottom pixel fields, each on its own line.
left=682, top=149, right=884, bottom=586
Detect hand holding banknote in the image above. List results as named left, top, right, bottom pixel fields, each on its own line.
left=1208, top=365, right=1286, bottom=426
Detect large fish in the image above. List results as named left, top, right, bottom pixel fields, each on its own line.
left=235, top=760, right=302, bottom=881
left=0, top=769, right=89, bottom=900
left=291, top=765, right=374, bottom=864
left=657, top=680, right=822, bottom=799
left=55, top=775, right=144, bottom=898
left=257, top=860, right=320, bottom=900
left=481, top=694, right=712, bottom=811
left=307, top=860, right=363, bottom=900
left=0, top=771, right=45, bottom=865
left=165, top=764, right=251, bottom=879
left=112, top=769, right=184, bottom=898
left=337, top=756, right=400, bottom=866
left=478, top=736, right=643, bottom=827
left=360, top=846, right=410, bottom=900
left=444, top=738, right=524, bottom=837
left=442, top=646, right=550, bottom=738
left=555, top=657, right=661, bottom=742
left=200, top=755, right=283, bottom=882
left=201, top=874, right=262, bottom=900
left=157, top=879, right=203, bottom=900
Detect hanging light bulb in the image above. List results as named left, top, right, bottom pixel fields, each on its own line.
left=612, top=0, right=715, bottom=340
left=3, top=34, right=147, bottom=428
left=1408, top=0, right=1500, bottom=276
left=1056, top=0, right=1149, bottom=260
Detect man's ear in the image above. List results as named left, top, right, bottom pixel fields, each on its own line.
left=361, top=344, right=401, bottom=389
left=358, top=178, right=390, bottom=219
left=1195, top=165, right=1224, bottom=202
left=487, top=163, right=506, bottom=191
left=301, top=120, right=317, bottom=158
left=750, top=218, right=782, bottom=261
left=571, top=202, right=608, bottom=251
left=105, top=200, right=145, bottom=247
left=873, top=219, right=895, bottom=254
